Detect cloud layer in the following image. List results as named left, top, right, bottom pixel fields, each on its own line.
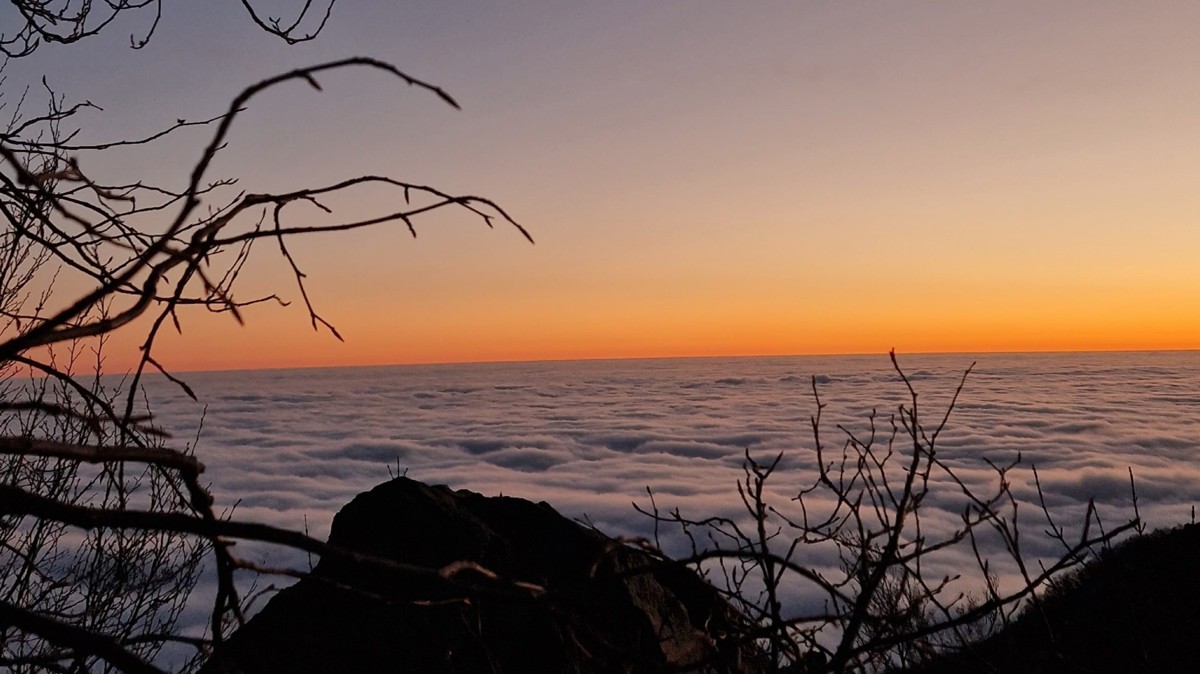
left=142, top=352, right=1200, bottom=636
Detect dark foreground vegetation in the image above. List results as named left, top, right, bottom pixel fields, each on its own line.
left=906, top=523, right=1200, bottom=674
left=202, top=477, right=1197, bottom=674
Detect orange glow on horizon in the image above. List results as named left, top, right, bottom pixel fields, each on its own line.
left=93, top=295, right=1200, bottom=373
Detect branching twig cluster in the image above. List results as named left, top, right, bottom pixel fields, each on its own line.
left=637, top=351, right=1140, bottom=673
left=1, top=0, right=335, bottom=57
left=0, top=20, right=533, bottom=671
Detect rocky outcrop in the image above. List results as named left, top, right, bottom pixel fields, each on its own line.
left=204, top=477, right=765, bottom=673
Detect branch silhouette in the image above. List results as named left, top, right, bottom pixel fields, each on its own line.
left=1, top=16, right=534, bottom=669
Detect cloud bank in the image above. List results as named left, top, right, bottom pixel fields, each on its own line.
left=140, top=352, right=1200, bottom=634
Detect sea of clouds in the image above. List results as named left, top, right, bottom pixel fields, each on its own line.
left=139, top=351, right=1200, bottom=644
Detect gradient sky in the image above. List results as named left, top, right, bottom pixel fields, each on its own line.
left=8, top=2, right=1200, bottom=371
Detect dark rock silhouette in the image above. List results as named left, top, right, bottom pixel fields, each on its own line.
left=203, top=477, right=764, bottom=673
left=909, top=523, right=1200, bottom=673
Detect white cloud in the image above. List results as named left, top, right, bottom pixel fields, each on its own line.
left=136, top=352, right=1200, bottom=635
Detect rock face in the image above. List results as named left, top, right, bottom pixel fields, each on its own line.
left=204, top=477, right=764, bottom=673
left=908, top=523, right=1200, bottom=673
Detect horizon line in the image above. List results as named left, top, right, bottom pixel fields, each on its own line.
left=155, top=346, right=1200, bottom=377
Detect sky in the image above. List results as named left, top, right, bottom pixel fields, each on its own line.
left=6, top=2, right=1200, bottom=371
